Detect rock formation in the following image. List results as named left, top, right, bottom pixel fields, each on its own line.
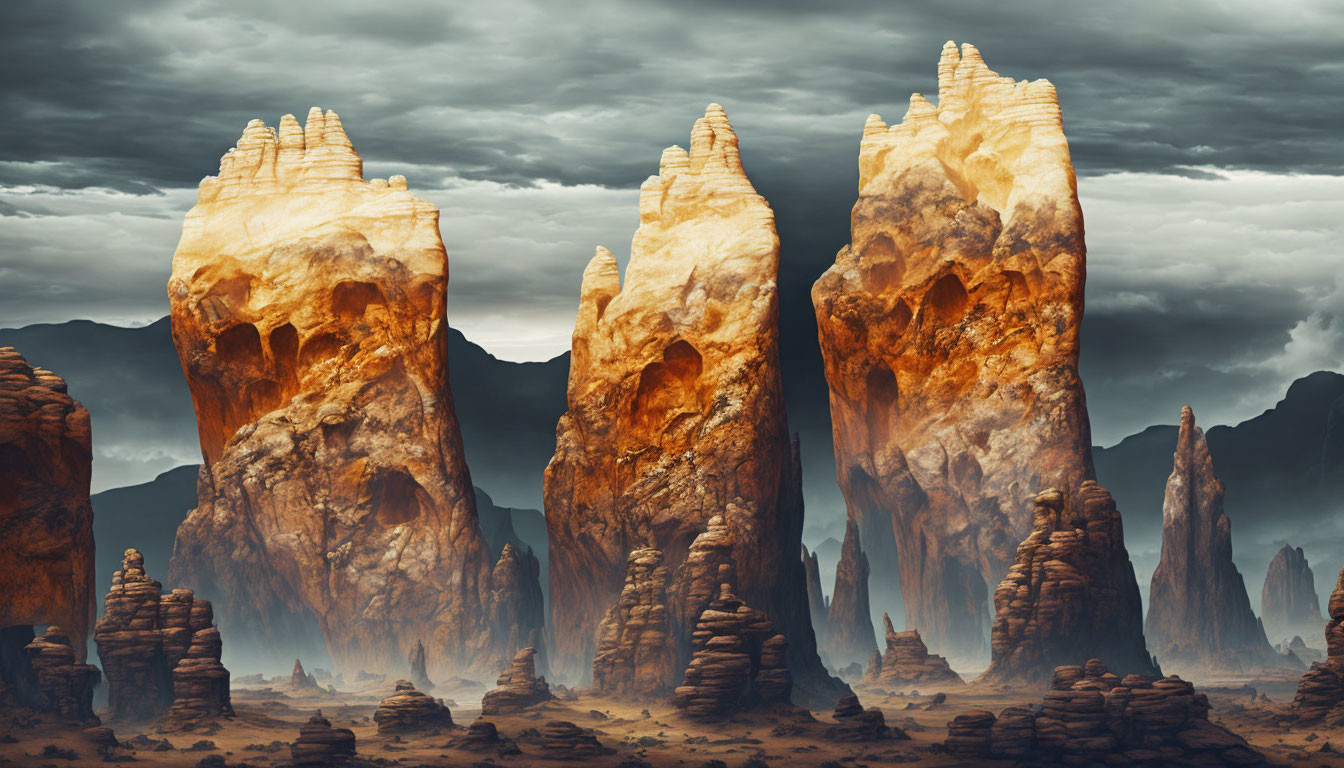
left=672, top=583, right=792, bottom=718
left=373, top=679, right=454, bottom=734
left=22, top=626, right=99, bottom=723
left=946, top=663, right=1267, bottom=766
left=1146, top=407, right=1278, bottom=671
left=93, top=548, right=232, bottom=725
left=489, top=543, right=547, bottom=670
left=1291, top=565, right=1344, bottom=723
left=1261, top=544, right=1324, bottom=644
left=823, top=520, right=877, bottom=667
left=481, top=646, right=552, bottom=714
left=408, top=639, right=433, bottom=691
left=591, top=548, right=676, bottom=696
left=867, top=615, right=961, bottom=688
left=982, top=484, right=1158, bottom=684
left=291, top=710, right=356, bottom=765
left=812, top=41, right=1095, bottom=660
left=166, top=109, right=501, bottom=675
left=288, top=659, right=322, bottom=693
left=544, top=104, right=836, bottom=701
left=803, top=545, right=828, bottom=635
left=825, top=693, right=901, bottom=742
left=0, top=347, right=94, bottom=663
left=449, top=719, right=518, bottom=755
left=538, top=721, right=611, bottom=760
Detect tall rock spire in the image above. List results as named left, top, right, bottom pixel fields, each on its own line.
left=1145, top=406, right=1279, bottom=672
left=1262, top=544, right=1325, bottom=645
left=823, top=520, right=877, bottom=668
left=545, top=105, right=843, bottom=705
left=167, top=110, right=515, bottom=678
left=812, top=41, right=1094, bottom=661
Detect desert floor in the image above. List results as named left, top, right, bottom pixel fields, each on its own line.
left=2, top=669, right=1341, bottom=767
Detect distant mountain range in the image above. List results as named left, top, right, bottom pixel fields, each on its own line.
left=5, top=318, right=1341, bottom=625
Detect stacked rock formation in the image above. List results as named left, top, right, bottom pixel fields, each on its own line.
left=23, top=626, right=100, bottom=722
left=1146, top=407, right=1278, bottom=672
left=672, top=583, right=793, bottom=718
left=544, top=104, right=835, bottom=701
left=812, top=41, right=1095, bottom=660
left=93, top=548, right=233, bottom=724
left=803, top=545, right=828, bottom=634
left=946, top=662, right=1266, bottom=766
left=591, top=548, right=676, bottom=696
left=489, top=543, right=547, bottom=670
left=1291, top=565, right=1344, bottom=723
left=291, top=710, right=356, bottom=765
left=824, top=520, right=877, bottom=667
left=825, top=693, right=900, bottom=741
left=481, top=647, right=552, bottom=714
left=539, top=721, right=611, bottom=760
left=408, top=639, right=433, bottom=691
left=1261, top=544, right=1324, bottom=644
left=167, top=108, right=510, bottom=675
left=867, top=615, right=961, bottom=688
left=0, top=348, right=94, bottom=662
left=373, top=679, right=454, bottom=734
left=981, top=483, right=1158, bottom=684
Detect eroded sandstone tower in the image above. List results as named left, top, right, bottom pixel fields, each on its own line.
left=0, top=348, right=94, bottom=666
left=545, top=105, right=838, bottom=702
left=812, top=42, right=1094, bottom=659
left=167, top=109, right=502, bottom=676
left=1146, top=406, right=1278, bottom=672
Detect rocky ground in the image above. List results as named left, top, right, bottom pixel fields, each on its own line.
left=1, top=668, right=1340, bottom=767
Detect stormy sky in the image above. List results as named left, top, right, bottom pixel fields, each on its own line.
left=1, top=0, right=1341, bottom=453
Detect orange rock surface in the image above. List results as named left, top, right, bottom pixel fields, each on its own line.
left=812, top=42, right=1094, bottom=659
left=544, top=105, right=836, bottom=702
left=167, top=109, right=497, bottom=677
left=0, top=347, right=94, bottom=660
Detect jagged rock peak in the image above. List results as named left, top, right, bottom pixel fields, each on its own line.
left=860, top=41, right=1069, bottom=217
left=1146, top=406, right=1277, bottom=671
left=1262, top=543, right=1323, bottom=643
left=824, top=519, right=877, bottom=666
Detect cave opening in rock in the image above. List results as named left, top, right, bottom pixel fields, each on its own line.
left=215, top=322, right=263, bottom=364
left=923, top=273, right=970, bottom=324
left=631, top=340, right=704, bottom=432
left=373, top=470, right=428, bottom=527
left=332, top=280, right=387, bottom=319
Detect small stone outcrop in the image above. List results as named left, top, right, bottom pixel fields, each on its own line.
left=823, top=520, right=877, bottom=668
left=408, top=639, right=433, bottom=691
left=868, top=615, right=961, bottom=688
left=0, top=348, right=95, bottom=661
left=373, top=679, right=453, bottom=735
left=825, top=693, right=902, bottom=741
left=449, top=719, right=518, bottom=754
left=481, top=647, right=552, bottom=714
left=1261, top=544, right=1324, bottom=644
left=672, top=584, right=792, bottom=719
left=1291, top=565, right=1344, bottom=723
left=539, top=720, right=611, bottom=761
left=591, top=548, right=676, bottom=696
left=93, top=548, right=232, bottom=724
left=289, top=658, right=322, bottom=693
left=290, top=710, right=356, bottom=765
left=23, top=626, right=99, bottom=723
left=945, top=663, right=1267, bottom=766
left=1147, top=407, right=1279, bottom=672
left=981, top=483, right=1159, bottom=684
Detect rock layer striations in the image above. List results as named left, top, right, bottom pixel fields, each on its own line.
left=812, top=42, right=1095, bottom=660
left=544, top=104, right=834, bottom=700
left=0, top=348, right=94, bottom=662
left=166, top=109, right=516, bottom=677
left=1145, top=407, right=1277, bottom=672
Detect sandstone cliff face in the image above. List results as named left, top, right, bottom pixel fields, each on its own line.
left=94, top=548, right=233, bottom=725
left=982, top=483, right=1158, bottom=684
left=1146, top=407, right=1277, bottom=672
left=0, top=347, right=94, bottom=661
left=812, top=41, right=1094, bottom=660
left=166, top=109, right=499, bottom=677
left=1261, top=544, right=1324, bottom=644
left=544, top=105, right=834, bottom=700
left=1291, top=565, right=1344, bottom=723
left=824, top=520, right=877, bottom=668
